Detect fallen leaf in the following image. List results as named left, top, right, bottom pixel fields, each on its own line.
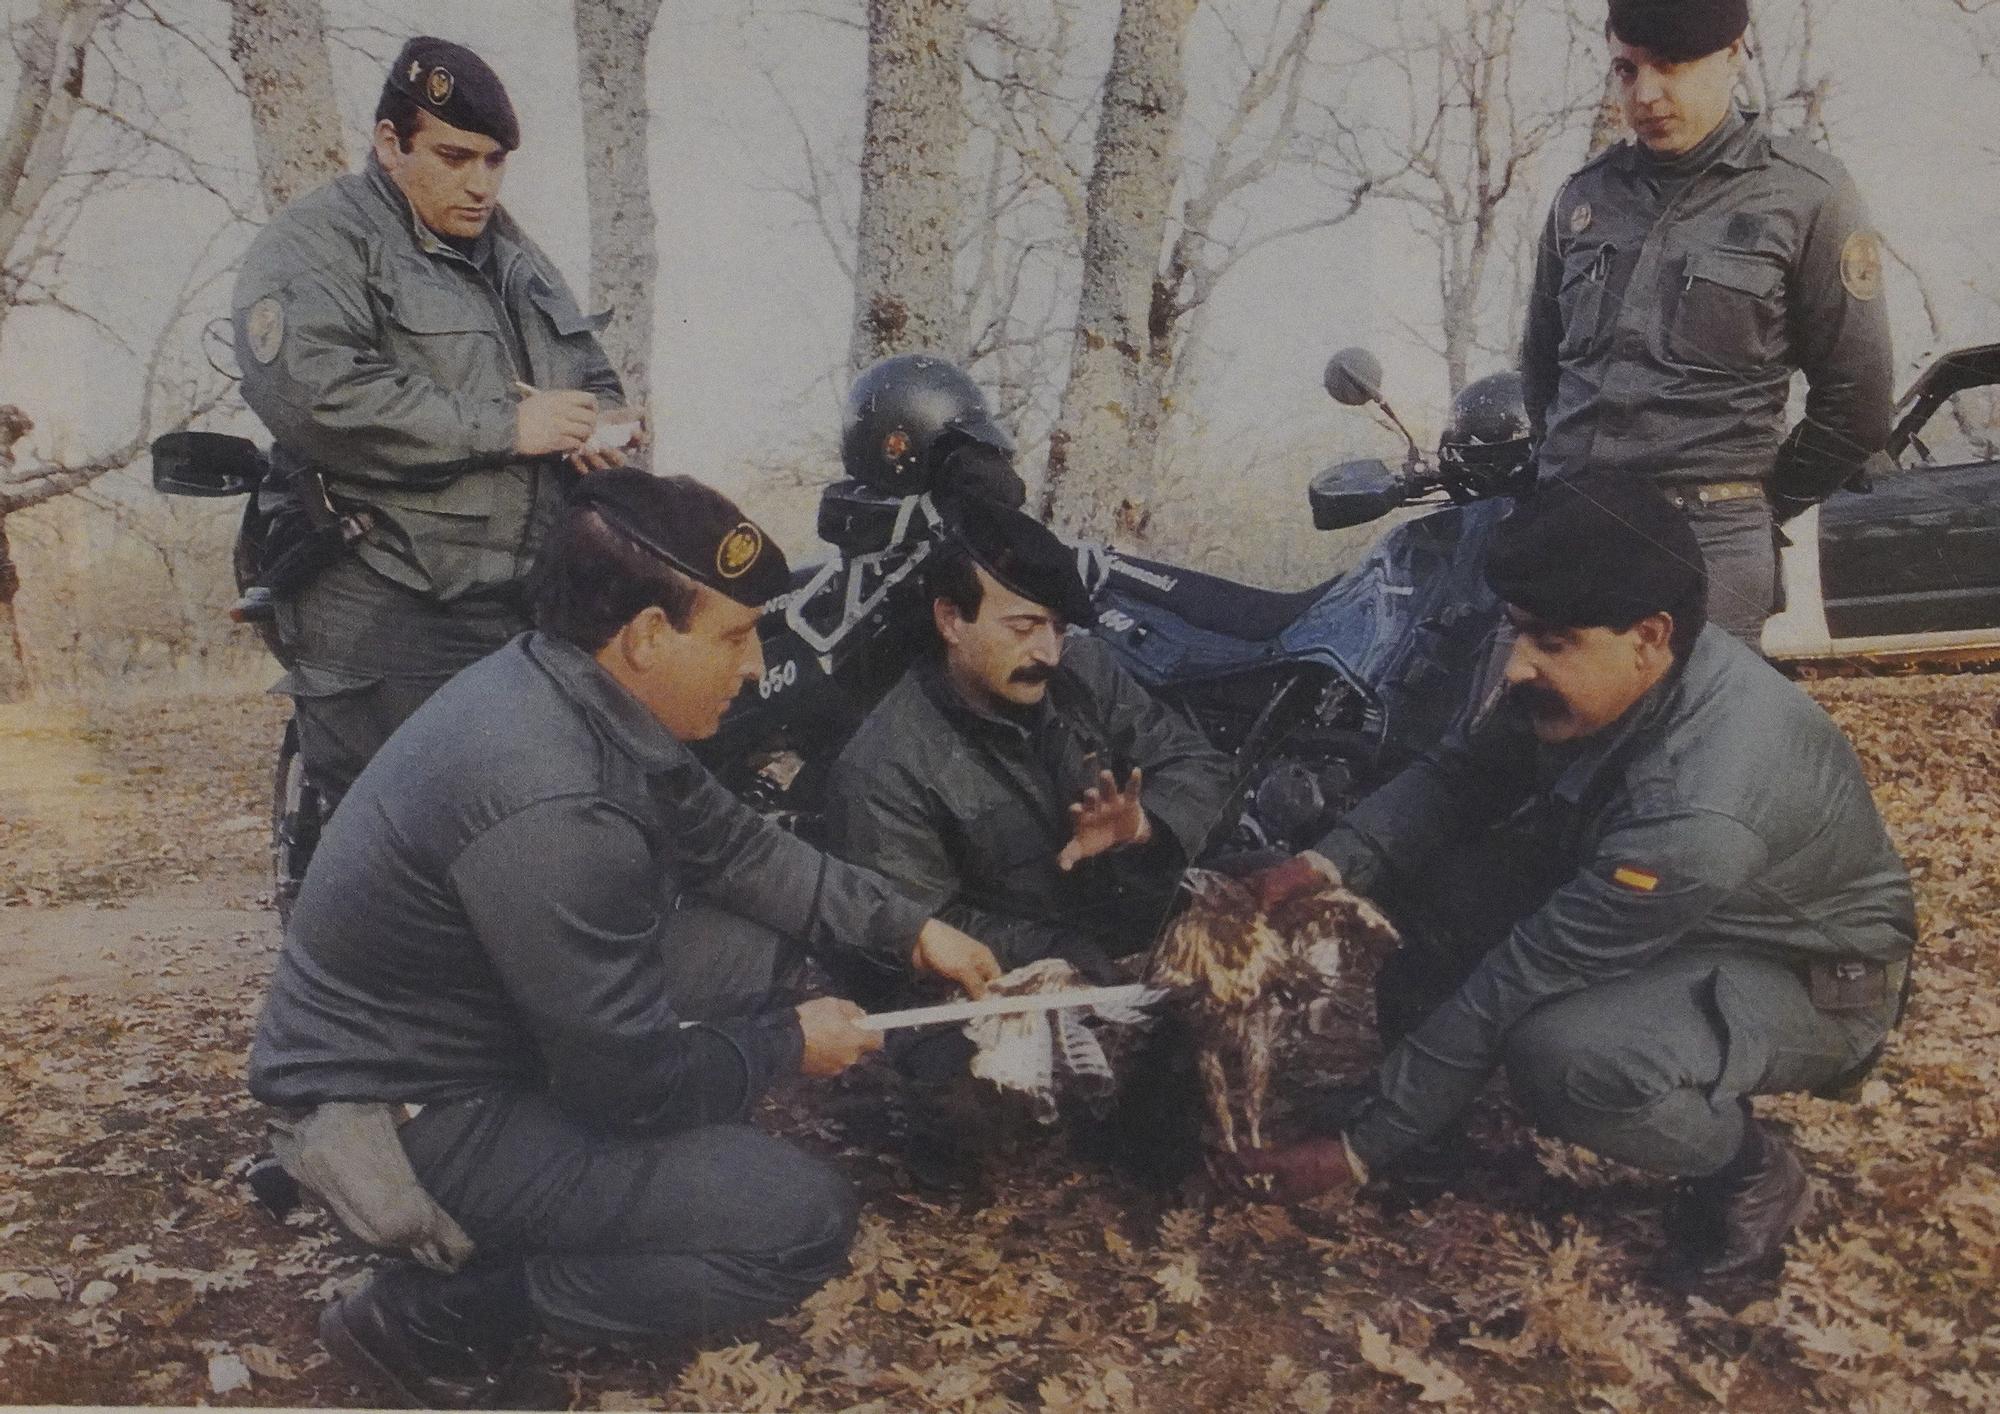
left=207, top=1352, right=251, bottom=1396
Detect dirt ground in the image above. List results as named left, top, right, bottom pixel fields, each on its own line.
left=1, top=674, right=1997, bottom=1411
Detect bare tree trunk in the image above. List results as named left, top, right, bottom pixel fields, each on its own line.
left=0, top=0, right=106, bottom=282
left=1042, top=0, right=1197, bottom=540
left=848, top=0, right=969, bottom=371
left=228, top=0, right=345, bottom=214
left=0, top=488, right=24, bottom=699
left=573, top=0, right=666, bottom=405
left=1584, top=69, right=1624, bottom=158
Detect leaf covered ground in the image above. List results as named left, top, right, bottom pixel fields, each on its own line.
left=0, top=674, right=1996, bottom=1410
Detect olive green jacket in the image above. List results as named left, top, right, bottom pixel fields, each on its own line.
left=821, top=637, right=1236, bottom=970
left=1522, top=108, right=1892, bottom=505
left=233, top=157, right=623, bottom=602
left=1319, top=626, right=1916, bottom=1168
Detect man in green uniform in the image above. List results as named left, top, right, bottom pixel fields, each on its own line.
left=233, top=37, right=629, bottom=810
left=250, top=471, right=1000, bottom=1407
left=1234, top=478, right=1914, bottom=1288
left=1521, top=0, right=1893, bottom=644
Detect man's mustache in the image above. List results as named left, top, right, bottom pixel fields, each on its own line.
left=1011, top=664, right=1056, bottom=685
left=1511, top=682, right=1568, bottom=717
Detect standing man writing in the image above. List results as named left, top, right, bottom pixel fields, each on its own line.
left=234, top=37, right=630, bottom=812
left=1521, top=0, right=1893, bottom=643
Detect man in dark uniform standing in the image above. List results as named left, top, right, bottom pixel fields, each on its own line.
left=1233, top=480, right=1914, bottom=1288
left=233, top=37, right=630, bottom=811
left=249, top=472, right=1002, bottom=1406
left=1521, top=0, right=1894, bottom=644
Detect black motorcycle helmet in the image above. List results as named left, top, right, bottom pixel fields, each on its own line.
left=840, top=353, right=1023, bottom=505
left=1437, top=370, right=1536, bottom=499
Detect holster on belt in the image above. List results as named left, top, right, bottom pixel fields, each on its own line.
left=267, top=1102, right=475, bottom=1273
left=255, top=464, right=375, bottom=600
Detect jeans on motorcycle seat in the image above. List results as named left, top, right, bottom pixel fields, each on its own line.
left=1105, top=555, right=1334, bottom=641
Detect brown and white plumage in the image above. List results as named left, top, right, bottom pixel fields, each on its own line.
left=1146, top=866, right=1400, bottom=1154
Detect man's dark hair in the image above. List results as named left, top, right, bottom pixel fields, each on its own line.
left=374, top=88, right=424, bottom=152
left=1606, top=591, right=1706, bottom=661
left=923, top=538, right=986, bottom=623
left=534, top=474, right=753, bottom=651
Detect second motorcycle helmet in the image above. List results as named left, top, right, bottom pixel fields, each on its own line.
left=1437, top=370, right=1536, bottom=500
left=840, top=354, right=1023, bottom=506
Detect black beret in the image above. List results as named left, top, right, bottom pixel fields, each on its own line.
left=1608, top=0, right=1749, bottom=62
left=1485, top=476, right=1706, bottom=629
left=569, top=470, right=791, bottom=609
left=946, top=497, right=1093, bottom=625
left=385, top=37, right=520, bottom=151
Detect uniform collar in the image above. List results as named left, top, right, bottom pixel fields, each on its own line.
left=916, top=651, right=1050, bottom=743
left=1617, top=105, right=1769, bottom=177
left=364, top=154, right=507, bottom=269
left=523, top=630, right=697, bottom=776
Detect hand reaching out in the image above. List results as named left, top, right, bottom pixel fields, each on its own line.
left=1056, top=767, right=1151, bottom=872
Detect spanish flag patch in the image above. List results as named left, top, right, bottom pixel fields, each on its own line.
left=1612, top=865, right=1661, bottom=893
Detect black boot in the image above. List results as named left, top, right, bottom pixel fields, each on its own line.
left=1656, top=1118, right=1812, bottom=1291
left=319, top=1259, right=533, bottom=1409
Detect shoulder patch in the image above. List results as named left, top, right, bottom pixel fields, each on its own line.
left=244, top=297, right=285, bottom=364
left=1611, top=865, right=1661, bottom=893
left=1840, top=231, right=1884, bottom=301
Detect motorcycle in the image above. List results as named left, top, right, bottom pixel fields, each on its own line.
left=700, top=347, right=1520, bottom=855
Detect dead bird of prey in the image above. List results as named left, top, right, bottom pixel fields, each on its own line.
left=1146, top=863, right=1400, bottom=1155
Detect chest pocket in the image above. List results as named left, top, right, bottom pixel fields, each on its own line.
left=1556, top=242, right=1617, bottom=362
left=522, top=277, right=612, bottom=390
left=527, top=279, right=612, bottom=339
left=1667, top=249, right=1786, bottom=375
left=373, top=276, right=507, bottom=392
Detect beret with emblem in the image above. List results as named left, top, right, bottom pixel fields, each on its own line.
left=384, top=36, right=520, bottom=151
left=1607, top=0, right=1750, bottom=63
left=945, top=496, right=1092, bottom=625
left=569, top=469, right=790, bottom=608
left=1486, top=475, right=1706, bottom=631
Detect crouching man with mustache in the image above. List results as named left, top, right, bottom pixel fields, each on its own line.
left=1233, top=477, right=1914, bottom=1290
left=248, top=470, right=1000, bottom=1407
left=821, top=497, right=1234, bottom=1184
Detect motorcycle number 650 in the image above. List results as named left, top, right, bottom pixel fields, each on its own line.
left=758, top=660, right=800, bottom=700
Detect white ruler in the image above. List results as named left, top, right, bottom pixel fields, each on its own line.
left=858, top=984, right=1174, bottom=1032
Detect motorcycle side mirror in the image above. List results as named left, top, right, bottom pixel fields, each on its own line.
left=1309, top=458, right=1406, bottom=530
left=1323, top=348, right=1384, bottom=407
left=151, top=431, right=267, bottom=497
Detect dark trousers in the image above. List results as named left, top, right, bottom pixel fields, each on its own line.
left=1684, top=498, right=1778, bottom=649
left=275, top=557, right=528, bottom=809
left=396, top=898, right=853, bottom=1346
left=1374, top=836, right=1893, bottom=1176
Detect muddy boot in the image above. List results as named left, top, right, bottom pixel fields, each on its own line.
left=1655, top=1119, right=1812, bottom=1291
left=319, top=1259, right=534, bottom=1409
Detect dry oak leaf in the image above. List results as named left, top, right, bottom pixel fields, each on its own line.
left=1152, top=1255, right=1206, bottom=1306
left=1357, top=1316, right=1470, bottom=1404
